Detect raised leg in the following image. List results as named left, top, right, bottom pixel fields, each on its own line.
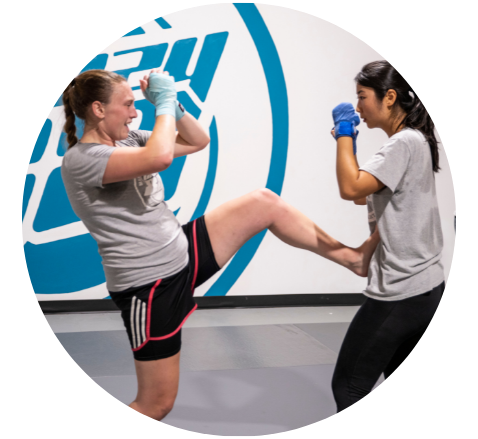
left=204, top=188, right=378, bottom=276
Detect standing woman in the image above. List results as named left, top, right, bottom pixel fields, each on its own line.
left=330, top=60, right=445, bottom=411
left=61, top=68, right=379, bottom=421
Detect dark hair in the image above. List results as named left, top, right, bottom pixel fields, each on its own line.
left=62, top=70, right=126, bottom=148
left=355, top=60, right=440, bottom=172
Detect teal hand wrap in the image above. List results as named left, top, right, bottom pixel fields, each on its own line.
left=142, top=73, right=177, bottom=118
left=175, top=101, right=185, bottom=121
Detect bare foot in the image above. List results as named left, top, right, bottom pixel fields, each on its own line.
left=345, top=228, right=380, bottom=277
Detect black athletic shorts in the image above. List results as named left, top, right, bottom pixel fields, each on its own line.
left=109, top=215, right=220, bottom=361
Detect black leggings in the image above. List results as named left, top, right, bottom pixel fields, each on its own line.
left=332, top=281, right=445, bottom=412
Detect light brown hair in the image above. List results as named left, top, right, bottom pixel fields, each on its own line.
left=62, top=70, right=126, bottom=148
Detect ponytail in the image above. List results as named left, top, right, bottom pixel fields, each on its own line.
left=355, top=61, right=440, bottom=172
left=400, top=92, right=439, bottom=172
left=62, top=81, right=78, bottom=149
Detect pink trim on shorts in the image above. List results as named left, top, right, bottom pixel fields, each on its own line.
left=132, top=231, right=200, bottom=352
left=132, top=339, right=148, bottom=352
left=147, top=279, right=162, bottom=339
left=191, top=219, right=199, bottom=292
left=132, top=279, right=162, bottom=352
left=149, top=303, right=198, bottom=341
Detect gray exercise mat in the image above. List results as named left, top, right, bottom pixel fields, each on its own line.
left=180, top=324, right=338, bottom=371
left=56, top=324, right=338, bottom=377
left=93, top=364, right=339, bottom=436
left=90, top=359, right=383, bottom=436
left=295, top=322, right=351, bottom=353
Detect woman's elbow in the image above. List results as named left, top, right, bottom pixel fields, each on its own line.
left=152, top=153, right=174, bottom=172
left=198, top=135, right=210, bottom=149
left=340, top=191, right=355, bottom=201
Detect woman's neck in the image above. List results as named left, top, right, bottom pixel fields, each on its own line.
left=80, top=123, right=115, bottom=146
left=383, top=111, right=407, bottom=138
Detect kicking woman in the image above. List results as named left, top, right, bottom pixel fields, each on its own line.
left=61, top=68, right=378, bottom=421
left=330, top=60, right=445, bottom=411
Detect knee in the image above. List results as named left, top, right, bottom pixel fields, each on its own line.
left=150, top=399, right=176, bottom=421
left=131, top=397, right=176, bottom=421
left=251, top=188, right=282, bottom=210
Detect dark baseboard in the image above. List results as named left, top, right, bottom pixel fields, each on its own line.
left=0, top=293, right=472, bottom=314
left=39, top=293, right=365, bottom=314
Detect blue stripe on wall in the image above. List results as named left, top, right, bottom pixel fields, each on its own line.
left=204, top=3, right=289, bottom=296
left=7, top=55, right=101, bottom=297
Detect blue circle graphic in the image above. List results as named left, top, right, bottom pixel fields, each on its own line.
left=23, top=4, right=289, bottom=298
left=205, top=4, right=289, bottom=296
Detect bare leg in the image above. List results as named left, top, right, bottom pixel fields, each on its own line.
left=205, top=189, right=379, bottom=276
left=129, top=352, right=180, bottom=421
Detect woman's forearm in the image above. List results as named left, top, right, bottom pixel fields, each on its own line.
left=336, top=137, right=360, bottom=199
left=144, top=114, right=177, bottom=166
left=177, top=113, right=210, bottom=145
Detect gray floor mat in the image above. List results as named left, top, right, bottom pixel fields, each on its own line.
left=295, top=322, right=351, bottom=353
left=181, top=324, right=337, bottom=371
left=93, top=364, right=338, bottom=436
left=56, top=324, right=338, bottom=377
left=167, top=365, right=382, bottom=436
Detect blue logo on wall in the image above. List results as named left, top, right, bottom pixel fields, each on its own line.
left=23, top=4, right=289, bottom=298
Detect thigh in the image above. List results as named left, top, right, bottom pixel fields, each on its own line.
left=110, top=276, right=191, bottom=361
left=334, top=298, right=420, bottom=398
left=204, top=189, right=279, bottom=268
left=333, top=299, right=403, bottom=396
left=334, top=287, right=443, bottom=395
left=134, top=351, right=181, bottom=406
left=384, top=282, right=445, bottom=378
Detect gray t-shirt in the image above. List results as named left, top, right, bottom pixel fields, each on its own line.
left=360, top=128, right=444, bottom=301
left=61, top=130, right=189, bottom=292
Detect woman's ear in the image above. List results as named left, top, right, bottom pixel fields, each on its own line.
left=91, top=101, right=105, bottom=119
left=384, top=89, right=397, bottom=108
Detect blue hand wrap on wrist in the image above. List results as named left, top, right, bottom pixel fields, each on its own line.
left=335, top=121, right=355, bottom=137
left=332, top=102, right=361, bottom=155
left=334, top=122, right=359, bottom=155
left=155, top=103, right=176, bottom=117
left=142, top=73, right=177, bottom=118
left=175, top=101, right=185, bottom=121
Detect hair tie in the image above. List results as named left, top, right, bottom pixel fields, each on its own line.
left=71, top=78, right=76, bottom=87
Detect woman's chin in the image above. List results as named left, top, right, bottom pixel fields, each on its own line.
left=119, top=126, right=130, bottom=139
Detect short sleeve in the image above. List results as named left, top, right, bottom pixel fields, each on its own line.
left=121, top=130, right=152, bottom=147
left=64, top=143, right=115, bottom=188
left=360, top=135, right=411, bottom=192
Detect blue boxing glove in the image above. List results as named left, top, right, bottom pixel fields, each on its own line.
left=332, top=102, right=360, bottom=154
left=142, top=73, right=177, bottom=117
